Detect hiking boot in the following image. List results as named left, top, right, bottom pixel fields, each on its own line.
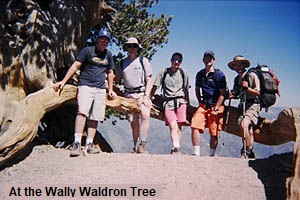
left=137, top=141, right=147, bottom=154
left=170, top=147, right=181, bottom=155
left=70, top=142, right=81, bottom=157
left=86, top=143, right=100, bottom=154
left=241, top=147, right=255, bottom=159
left=132, top=147, right=137, bottom=154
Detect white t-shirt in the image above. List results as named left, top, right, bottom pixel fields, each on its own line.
left=116, top=56, right=152, bottom=89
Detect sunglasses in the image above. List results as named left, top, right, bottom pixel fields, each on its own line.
left=99, top=38, right=109, bottom=43
left=171, top=58, right=182, bottom=63
left=127, top=44, right=139, bottom=48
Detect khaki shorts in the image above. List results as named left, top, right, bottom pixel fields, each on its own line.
left=239, top=103, right=260, bottom=126
left=77, top=85, right=106, bottom=121
left=190, top=104, right=224, bottom=136
left=125, top=92, right=151, bottom=122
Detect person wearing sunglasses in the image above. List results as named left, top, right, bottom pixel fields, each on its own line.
left=190, top=50, right=227, bottom=157
left=151, top=52, right=190, bottom=155
left=53, top=29, right=117, bottom=157
left=115, top=37, right=152, bottom=154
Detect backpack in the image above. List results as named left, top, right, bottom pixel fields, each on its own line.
left=198, top=68, right=221, bottom=86
left=161, top=67, right=186, bottom=95
left=245, top=64, right=280, bottom=109
left=158, top=67, right=187, bottom=113
left=197, top=68, right=228, bottom=101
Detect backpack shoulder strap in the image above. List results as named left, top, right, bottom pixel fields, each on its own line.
left=161, top=67, right=170, bottom=92
left=139, top=56, right=147, bottom=84
left=179, top=68, right=185, bottom=90
left=213, top=68, right=220, bottom=83
left=120, top=59, right=124, bottom=70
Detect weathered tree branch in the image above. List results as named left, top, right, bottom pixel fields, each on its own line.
left=1, top=84, right=299, bottom=166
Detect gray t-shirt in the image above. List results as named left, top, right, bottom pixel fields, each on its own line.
left=153, top=67, right=189, bottom=108
left=116, top=56, right=152, bottom=90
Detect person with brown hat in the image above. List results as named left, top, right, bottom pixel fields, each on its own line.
left=115, top=37, right=152, bottom=154
left=228, top=55, right=260, bottom=159
left=190, top=50, right=227, bottom=157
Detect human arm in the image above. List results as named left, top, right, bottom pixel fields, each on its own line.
left=211, top=88, right=226, bottom=115
left=107, top=69, right=117, bottom=99
left=242, top=81, right=260, bottom=96
left=53, top=61, right=82, bottom=91
left=143, top=75, right=153, bottom=106
left=150, top=85, right=158, bottom=97
left=195, top=86, right=202, bottom=105
left=242, top=72, right=260, bottom=97
left=211, top=72, right=226, bottom=115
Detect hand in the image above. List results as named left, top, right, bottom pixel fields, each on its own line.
left=242, top=81, right=248, bottom=89
left=108, top=90, right=117, bottom=100
left=211, top=110, right=219, bottom=116
left=227, top=92, right=235, bottom=99
left=53, top=81, right=65, bottom=92
left=142, top=95, right=152, bottom=107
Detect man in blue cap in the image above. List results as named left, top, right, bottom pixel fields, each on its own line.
left=54, top=29, right=117, bottom=157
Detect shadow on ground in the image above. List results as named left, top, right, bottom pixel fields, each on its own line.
left=249, top=152, right=294, bottom=200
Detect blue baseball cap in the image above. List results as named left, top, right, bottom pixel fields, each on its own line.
left=203, top=50, right=215, bottom=58
left=97, top=30, right=111, bottom=40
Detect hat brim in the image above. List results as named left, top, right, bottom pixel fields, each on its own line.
left=98, top=35, right=110, bottom=40
left=228, top=60, right=250, bottom=70
left=123, top=43, right=143, bottom=51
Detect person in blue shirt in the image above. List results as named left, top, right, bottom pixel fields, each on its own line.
left=190, top=50, right=227, bottom=156
left=53, top=30, right=116, bottom=157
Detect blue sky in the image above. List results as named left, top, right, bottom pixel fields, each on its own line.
left=147, top=0, right=300, bottom=107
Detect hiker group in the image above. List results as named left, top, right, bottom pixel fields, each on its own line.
left=53, top=29, right=280, bottom=159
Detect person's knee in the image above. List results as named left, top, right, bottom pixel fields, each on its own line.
left=87, top=119, right=98, bottom=128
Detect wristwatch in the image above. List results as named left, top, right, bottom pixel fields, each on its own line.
left=213, top=108, right=219, bottom=112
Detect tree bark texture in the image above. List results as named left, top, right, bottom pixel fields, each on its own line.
left=0, top=0, right=113, bottom=133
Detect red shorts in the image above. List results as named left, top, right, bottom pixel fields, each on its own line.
left=164, top=104, right=187, bottom=125
left=190, top=104, right=224, bottom=136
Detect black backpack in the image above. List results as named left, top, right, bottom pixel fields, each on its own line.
left=245, top=64, right=280, bottom=108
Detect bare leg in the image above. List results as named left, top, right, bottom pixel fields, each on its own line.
left=75, top=114, right=86, bottom=134
left=86, top=119, right=98, bottom=144
left=210, top=135, right=218, bottom=149
left=131, top=119, right=139, bottom=147
left=139, top=104, right=150, bottom=138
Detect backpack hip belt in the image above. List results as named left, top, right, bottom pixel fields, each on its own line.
left=246, top=98, right=259, bottom=104
left=125, top=85, right=145, bottom=93
left=200, top=97, right=218, bottom=110
left=162, top=96, right=185, bottom=113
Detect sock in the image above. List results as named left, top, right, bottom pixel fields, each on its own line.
left=74, top=133, right=82, bottom=144
left=86, top=138, right=93, bottom=145
left=173, top=142, right=180, bottom=148
left=209, top=148, right=216, bottom=157
left=193, top=146, right=200, bottom=156
left=139, top=133, right=147, bottom=142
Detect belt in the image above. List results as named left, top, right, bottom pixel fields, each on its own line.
left=246, top=98, right=259, bottom=104
left=125, top=86, right=145, bottom=93
left=162, top=96, right=185, bottom=113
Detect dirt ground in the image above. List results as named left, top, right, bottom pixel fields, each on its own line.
left=0, top=144, right=293, bottom=200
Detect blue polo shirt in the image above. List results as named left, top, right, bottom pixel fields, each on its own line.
left=195, top=68, right=227, bottom=104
